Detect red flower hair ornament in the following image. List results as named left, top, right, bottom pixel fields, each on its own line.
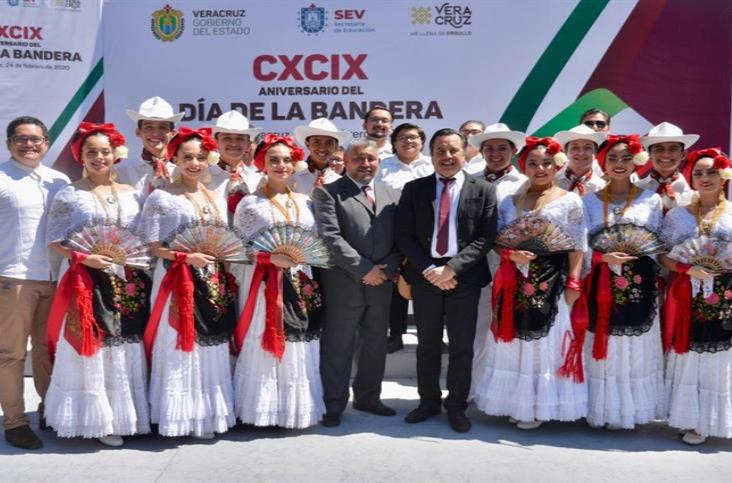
left=684, top=147, right=732, bottom=181
left=166, top=126, right=220, bottom=165
left=254, top=134, right=306, bottom=173
left=596, top=134, right=649, bottom=172
left=70, top=122, right=128, bottom=164
left=517, top=136, right=567, bottom=172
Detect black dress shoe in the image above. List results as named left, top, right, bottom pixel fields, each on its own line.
left=404, top=405, right=441, bottom=423
left=387, top=335, right=404, bottom=354
left=352, top=401, right=396, bottom=416
left=4, top=425, right=43, bottom=449
left=448, top=412, right=471, bottom=433
left=321, top=412, right=341, bottom=427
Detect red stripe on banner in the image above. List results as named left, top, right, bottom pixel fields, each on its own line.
left=51, top=91, right=105, bottom=179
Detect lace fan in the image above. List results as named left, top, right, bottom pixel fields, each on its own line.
left=246, top=222, right=332, bottom=268
left=589, top=223, right=666, bottom=255
left=65, top=223, right=152, bottom=270
left=170, top=223, right=248, bottom=262
left=667, top=236, right=732, bottom=272
left=496, top=214, right=576, bottom=255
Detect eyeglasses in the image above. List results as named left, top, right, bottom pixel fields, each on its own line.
left=583, top=120, right=607, bottom=129
left=10, top=135, right=48, bottom=146
left=397, top=135, right=420, bottom=142
left=367, top=117, right=391, bottom=124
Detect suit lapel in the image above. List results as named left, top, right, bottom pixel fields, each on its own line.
left=457, top=172, right=474, bottom=216
left=344, top=176, right=375, bottom=215
left=424, top=175, right=437, bottom=233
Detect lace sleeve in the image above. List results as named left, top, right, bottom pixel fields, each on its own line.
left=645, top=192, right=665, bottom=233
left=45, top=185, right=78, bottom=245
left=140, top=190, right=179, bottom=244
left=233, top=196, right=268, bottom=240
left=562, top=193, right=588, bottom=251
left=661, top=206, right=696, bottom=247
left=496, top=195, right=515, bottom=231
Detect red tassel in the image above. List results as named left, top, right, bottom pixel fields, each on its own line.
left=46, top=251, right=101, bottom=360
left=591, top=251, right=614, bottom=360
left=144, top=252, right=194, bottom=364
left=232, top=252, right=286, bottom=359
left=227, top=192, right=245, bottom=215
left=491, top=249, right=518, bottom=342
left=558, top=292, right=589, bottom=382
left=663, top=272, right=692, bottom=354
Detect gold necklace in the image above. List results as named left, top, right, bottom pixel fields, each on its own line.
left=602, top=182, right=638, bottom=227
left=86, top=177, right=121, bottom=225
left=263, top=184, right=300, bottom=223
left=183, top=184, right=222, bottom=223
left=514, top=184, right=557, bottom=217
left=692, top=192, right=726, bottom=236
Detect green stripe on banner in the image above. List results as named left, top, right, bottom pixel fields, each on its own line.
left=48, top=58, right=104, bottom=144
left=531, top=88, right=628, bottom=137
left=499, top=0, right=609, bottom=132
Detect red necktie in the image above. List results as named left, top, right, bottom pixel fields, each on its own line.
left=362, top=185, right=375, bottom=211
left=436, top=177, right=454, bottom=256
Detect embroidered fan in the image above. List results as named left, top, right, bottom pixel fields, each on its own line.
left=495, top=214, right=576, bottom=255
left=589, top=223, right=666, bottom=255
left=65, top=223, right=152, bottom=271
left=170, top=223, right=248, bottom=262
left=667, top=236, right=732, bottom=272
left=246, top=222, right=332, bottom=268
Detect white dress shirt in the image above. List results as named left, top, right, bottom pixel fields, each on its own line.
left=464, top=154, right=486, bottom=176
left=430, top=170, right=466, bottom=258
left=377, top=141, right=393, bottom=160
left=555, top=160, right=606, bottom=195
left=376, top=153, right=433, bottom=192
left=115, top=156, right=176, bottom=195
left=634, top=172, right=693, bottom=209
left=0, top=158, right=70, bottom=280
left=492, top=169, right=528, bottom=204
left=290, top=167, right=340, bottom=194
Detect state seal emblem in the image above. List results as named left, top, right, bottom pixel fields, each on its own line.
left=151, top=4, right=184, bottom=42
left=298, top=4, right=327, bottom=35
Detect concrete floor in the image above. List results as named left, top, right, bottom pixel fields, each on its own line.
left=1, top=378, right=731, bottom=483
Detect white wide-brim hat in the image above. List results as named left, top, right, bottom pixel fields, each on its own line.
left=294, top=118, right=352, bottom=147
left=126, top=96, right=184, bottom=123
left=212, top=110, right=262, bottom=137
left=467, top=122, right=526, bottom=151
left=640, top=122, right=699, bottom=149
left=554, top=124, right=607, bottom=148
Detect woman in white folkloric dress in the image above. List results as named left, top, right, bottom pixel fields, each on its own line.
left=141, top=127, right=237, bottom=439
left=474, top=137, right=588, bottom=430
left=582, top=134, right=666, bottom=430
left=44, top=123, right=150, bottom=447
left=232, top=134, right=325, bottom=429
left=660, top=148, right=732, bottom=445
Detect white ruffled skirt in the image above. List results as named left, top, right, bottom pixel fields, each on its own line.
left=233, top=265, right=325, bottom=429
left=666, top=348, right=732, bottom=438
left=585, top=313, right=666, bottom=428
left=470, top=283, right=492, bottom=399
left=474, top=297, right=588, bottom=422
left=44, top=261, right=150, bottom=438
left=148, top=259, right=235, bottom=437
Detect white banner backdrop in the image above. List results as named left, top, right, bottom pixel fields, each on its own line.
left=0, top=0, right=103, bottom=165
left=103, top=0, right=649, bottom=157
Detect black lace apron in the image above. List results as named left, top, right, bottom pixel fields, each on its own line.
left=588, top=256, right=658, bottom=337
left=688, top=271, right=732, bottom=353
left=282, top=270, right=322, bottom=342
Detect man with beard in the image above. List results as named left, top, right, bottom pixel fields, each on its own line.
left=363, top=107, right=393, bottom=160
left=118, top=96, right=183, bottom=195
left=313, top=140, right=402, bottom=427
left=292, top=118, right=352, bottom=194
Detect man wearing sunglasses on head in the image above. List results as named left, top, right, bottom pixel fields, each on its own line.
left=579, top=108, right=611, bottom=132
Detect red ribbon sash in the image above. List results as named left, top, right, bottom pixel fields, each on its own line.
left=558, top=287, right=589, bottom=383
left=47, top=251, right=102, bottom=360
left=491, top=249, right=518, bottom=342
left=662, top=270, right=692, bottom=354
left=232, top=252, right=286, bottom=359
left=143, top=252, right=195, bottom=363
left=590, top=251, right=614, bottom=360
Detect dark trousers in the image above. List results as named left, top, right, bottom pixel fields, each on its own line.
left=411, top=282, right=480, bottom=413
left=320, top=290, right=391, bottom=415
left=388, top=285, right=409, bottom=337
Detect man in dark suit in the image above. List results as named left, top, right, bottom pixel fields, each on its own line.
left=312, top=140, right=402, bottom=427
left=396, top=128, right=497, bottom=432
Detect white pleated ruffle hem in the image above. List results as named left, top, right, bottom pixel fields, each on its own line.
left=148, top=259, right=235, bottom=438
left=585, top=314, right=666, bottom=429
left=233, top=268, right=325, bottom=429
left=474, top=297, right=588, bottom=422
left=666, top=348, right=732, bottom=438
left=44, top=335, right=150, bottom=438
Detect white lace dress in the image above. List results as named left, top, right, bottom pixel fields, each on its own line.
left=474, top=192, right=588, bottom=422
left=140, top=189, right=235, bottom=437
left=43, top=185, right=150, bottom=438
left=583, top=189, right=666, bottom=428
left=232, top=193, right=325, bottom=429
left=661, top=205, right=732, bottom=438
